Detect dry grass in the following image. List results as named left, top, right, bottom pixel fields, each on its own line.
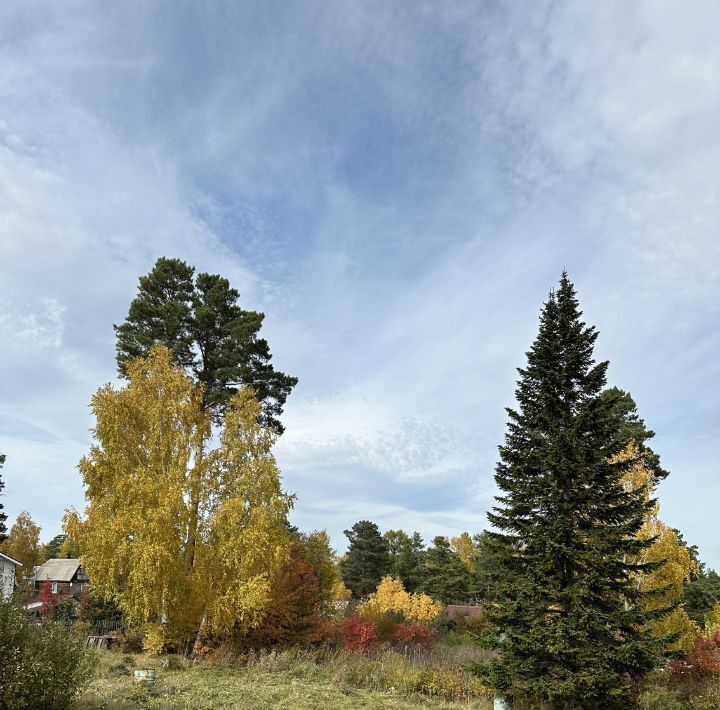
left=76, top=645, right=494, bottom=709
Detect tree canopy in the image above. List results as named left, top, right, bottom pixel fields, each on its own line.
left=114, top=257, right=297, bottom=432
left=477, top=273, right=668, bottom=708
left=421, top=536, right=471, bottom=605
left=0, top=511, right=41, bottom=586
left=66, top=346, right=292, bottom=649
left=341, top=520, right=390, bottom=599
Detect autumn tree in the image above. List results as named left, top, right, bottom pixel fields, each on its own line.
left=619, top=444, right=699, bottom=653
left=0, top=511, right=41, bottom=586
left=114, top=258, right=297, bottom=575
left=341, top=521, right=390, bottom=599
left=477, top=273, right=666, bottom=708
left=66, top=346, right=292, bottom=651
left=421, top=536, right=471, bottom=604
left=383, top=530, right=425, bottom=593
left=0, top=453, right=7, bottom=543
left=295, top=530, right=349, bottom=610
left=358, top=576, right=443, bottom=622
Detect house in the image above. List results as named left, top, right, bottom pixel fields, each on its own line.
left=33, top=558, right=89, bottom=597
left=0, top=551, right=22, bottom=598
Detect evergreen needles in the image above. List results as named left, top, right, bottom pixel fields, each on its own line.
left=476, top=273, right=669, bottom=709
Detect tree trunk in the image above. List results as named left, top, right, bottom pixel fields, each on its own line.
left=184, top=433, right=205, bottom=575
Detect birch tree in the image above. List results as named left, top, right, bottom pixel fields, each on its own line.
left=66, top=346, right=292, bottom=651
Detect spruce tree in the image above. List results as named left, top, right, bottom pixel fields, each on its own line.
left=0, top=453, right=7, bottom=544
left=115, top=257, right=297, bottom=432
left=341, top=521, right=390, bottom=598
left=477, top=273, right=666, bottom=708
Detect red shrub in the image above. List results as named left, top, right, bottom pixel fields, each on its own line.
left=670, top=632, right=720, bottom=678
left=39, top=580, right=56, bottom=615
left=342, top=615, right=377, bottom=653
left=393, top=623, right=437, bottom=650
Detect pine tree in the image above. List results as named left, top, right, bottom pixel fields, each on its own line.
left=340, top=521, right=390, bottom=598
left=115, top=257, right=297, bottom=432
left=421, top=536, right=471, bottom=604
left=477, top=273, right=666, bottom=708
left=383, top=530, right=426, bottom=593
left=0, top=453, right=7, bottom=544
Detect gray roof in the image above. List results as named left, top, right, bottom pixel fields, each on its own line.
left=34, top=558, right=81, bottom=582
left=0, top=551, right=22, bottom=567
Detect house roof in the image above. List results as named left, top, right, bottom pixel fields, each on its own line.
left=34, top=558, right=81, bottom=582
left=0, top=551, right=22, bottom=567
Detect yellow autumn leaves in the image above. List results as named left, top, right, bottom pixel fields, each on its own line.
left=617, top=444, right=700, bottom=653
left=359, top=576, right=443, bottom=622
left=65, top=346, right=293, bottom=652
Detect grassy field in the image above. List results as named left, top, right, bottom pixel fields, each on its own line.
left=76, top=646, right=494, bottom=709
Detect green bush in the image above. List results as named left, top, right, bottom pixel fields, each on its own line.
left=639, top=687, right=687, bottom=710
left=0, top=598, right=96, bottom=709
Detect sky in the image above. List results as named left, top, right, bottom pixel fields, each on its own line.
left=0, top=2, right=718, bottom=565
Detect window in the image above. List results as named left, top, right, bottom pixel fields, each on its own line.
left=51, top=582, right=58, bottom=594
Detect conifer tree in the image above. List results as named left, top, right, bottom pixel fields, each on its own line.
left=0, top=453, right=7, bottom=544
left=341, top=521, right=390, bottom=598
left=421, top=536, right=471, bottom=604
left=115, top=257, right=297, bottom=432
left=383, top=530, right=426, bottom=593
left=477, top=273, right=667, bottom=708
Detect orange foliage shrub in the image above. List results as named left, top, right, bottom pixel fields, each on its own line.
left=393, top=622, right=437, bottom=650
left=670, top=632, right=720, bottom=679
left=342, top=615, right=378, bottom=652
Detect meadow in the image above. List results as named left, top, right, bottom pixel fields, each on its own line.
left=76, top=642, right=494, bottom=710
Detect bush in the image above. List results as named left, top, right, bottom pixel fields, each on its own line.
left=358, top=576, right=443, bottom=622
left=670, top=632, right=720, bottom=680
left=393, top=623, right=437, bottom=650
left=342, top=615, right=377, bottom=652
left=0, top=598, right=96, bottom=709
left=639, top=687, right=686, bottom=710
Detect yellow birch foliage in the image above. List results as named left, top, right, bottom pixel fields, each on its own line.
left=358, top=576, right=443, bottom=622
left=705, top=604, right=720, bottom=634
left=191, top=390, right=293, bottom=635
left=66, top=346, right=292, bottom=646
left=0, top=511, right=41, bottom=585
left=451, top=532, right=478, bottom=571
left=618, top=444, right=700, bottom=653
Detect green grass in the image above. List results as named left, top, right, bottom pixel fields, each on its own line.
left=76, top=647, right=494, bottom=709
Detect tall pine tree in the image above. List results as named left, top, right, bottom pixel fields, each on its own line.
left=115, top=257, right=297, bottom=432
left=341, top=521, right=390, bottom=599
left=477, top=273, right=667, bottom=709
left=0, top=453, right=7, bottom=543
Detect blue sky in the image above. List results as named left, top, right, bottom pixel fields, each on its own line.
left=1, top=2, right=718, bottom=564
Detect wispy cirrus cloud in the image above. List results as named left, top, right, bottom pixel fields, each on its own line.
left=0, top=1, right=717, bottom=562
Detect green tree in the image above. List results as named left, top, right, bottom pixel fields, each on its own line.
left=421, top=536, right=471, bottom=605
left=340, top=521, right=390, bottom=599
left=383, top=530, right=425, bottom=593
left=684, top=570, right=720, bottom=626
left=41, top=534, right=67, bottom=561
left=114, top=257, right=297, bottom=432
left=471, top=531, right=504, bottom=603
left=477, top=273, right=666, bottom=709
left=0, top=454, right=6, bottom=544
left=602, top=387, right=668, bottom=485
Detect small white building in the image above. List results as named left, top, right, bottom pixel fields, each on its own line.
left=0, top=551, right=22, bottom=598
